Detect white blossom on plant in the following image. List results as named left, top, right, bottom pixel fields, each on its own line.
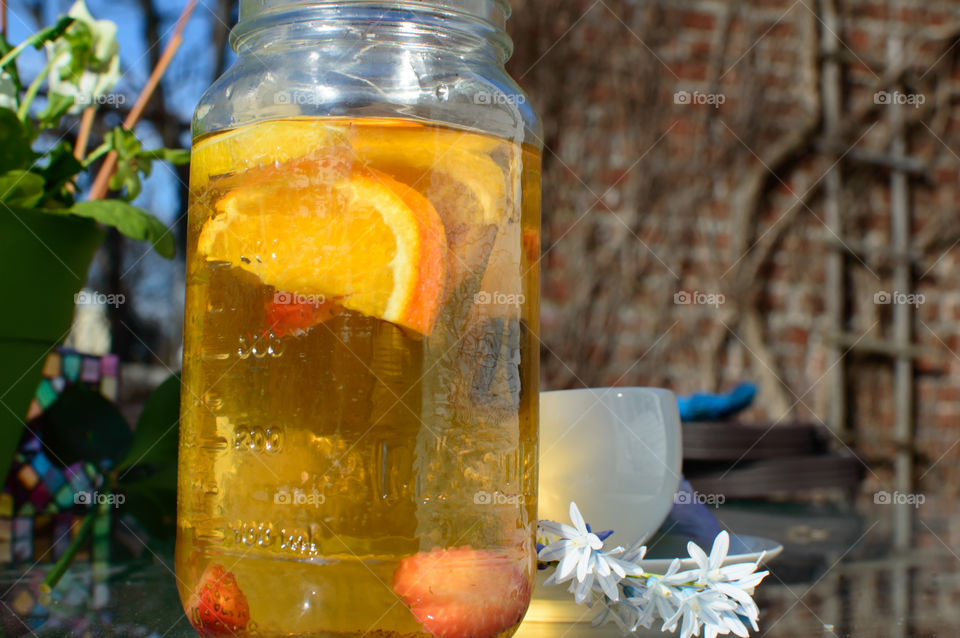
left=45, top=0, right=121, bottom=114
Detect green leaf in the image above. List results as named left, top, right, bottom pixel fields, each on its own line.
left=116, top=374, right=180, bottom=472
left=0, top=170, right=44, bottom=207
left=0, top=108, right=36, bottom=173
left=43, top=384, right=132, bottom=468
left=106, top=128, right=144, bottom=200
left=140, top=148, right=190, bottom=166
left=108, top=127, right=141, bottom=159
left=39, top=142, right=84, bottom=200
left=0, top=16, right=74, bottom=76
left=70, top=199, right=175, bottom=258
left=113, top=374, right=180, bottom=543
left=109, top=160, right=142, bottom=201
left=31, top=16, right=76, bottom=51
left=37, top=93, right=76, bottom=129
left=120, top=464, right=176, bottom=540
left=0, top=35, right=23, bottom=91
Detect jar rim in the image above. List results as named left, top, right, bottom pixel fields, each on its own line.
left=237, top=0, right=511, bottom=30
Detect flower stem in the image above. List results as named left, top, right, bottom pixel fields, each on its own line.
left=82, top=141, right=111, bottom=168
left=0, top=39, right=30, bottom=71
left=40, top=506, right=98, bottom=594
left=17, top=52, right=63, bottom=122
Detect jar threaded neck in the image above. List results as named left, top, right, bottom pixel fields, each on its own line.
left=238, top=0, right=510, bottom=29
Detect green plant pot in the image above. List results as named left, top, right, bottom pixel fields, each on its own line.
left=0, top=207, right=105, bottom=481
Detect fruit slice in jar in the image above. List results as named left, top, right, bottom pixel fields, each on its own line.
left=190, top=118, right=347, bottom=187
left=393, top=546, right=531, bottom=638
left=187, top=563, right=251, bottom=637
left=197, top=157, right=448, bottom=335
left=264, top=295, right=341, bottom=338
left=350, top=127, right=512, bottom=286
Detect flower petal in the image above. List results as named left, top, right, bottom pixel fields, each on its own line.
left=576, top=545, right=592, bottom=581
left=598, top=572, right=621, bottom=601
left=709, top=531, right=730, bottom=570
left=687, top=541, right=710, bottom=572
left=556, top=549, right=580, bottom=582
left=569, top=501, right=588, bottom=534
left=538, top=540, right=571, bottom=562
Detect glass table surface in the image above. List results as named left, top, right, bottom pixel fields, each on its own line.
left=1, top=499, right=955, bottom=637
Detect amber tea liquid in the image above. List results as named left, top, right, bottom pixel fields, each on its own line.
left=177, top=118, right=540, bottom=638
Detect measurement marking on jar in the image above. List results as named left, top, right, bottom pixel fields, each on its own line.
left=230, top=520, right=320, bottom=557
left=198, top=436, right=228, bottom=450
left=234, top=426, right=284, bottom=452
left=238, top=333, right=285, bottom=359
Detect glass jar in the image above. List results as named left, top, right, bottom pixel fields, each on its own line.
left=176, top=1, right=541, bottom=637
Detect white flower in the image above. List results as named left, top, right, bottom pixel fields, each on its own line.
left=539, top=502, right=650, bottom=605
left=621, top=538, right=648, bottom=563
left=591, top=597, right=643, bottom=635
left=45, top=0, right=121, bottom=114
left=580, top=546, right=640, bottom=603
left=631, top=558, right=689, bottom=627
left=538, top=502, right=604, bottom=585
left=689, top=531, right=767, bottom=586
left=538, top=503, right=769, bottom=636
left=662, top=588, right=737, bottom=638
left=687, top=531, right=768, bottom=624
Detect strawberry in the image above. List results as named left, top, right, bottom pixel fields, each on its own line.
left=393, top=546, right=531, bottom=638
left=264, top=296, right=340, bottom=337
left=188, top=563, right=251, bottom=637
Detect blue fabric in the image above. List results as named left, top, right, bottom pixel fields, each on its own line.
left=676, top=382, right=756, bottom=422
left=661, top=479, right=722, bottom=547
left=660, top=384, right=757, bottom=545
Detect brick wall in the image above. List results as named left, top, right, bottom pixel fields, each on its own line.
left=507, top=0, right=960, bottom=503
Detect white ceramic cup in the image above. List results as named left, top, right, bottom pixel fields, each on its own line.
left=537, top=387, right=683, bottom=547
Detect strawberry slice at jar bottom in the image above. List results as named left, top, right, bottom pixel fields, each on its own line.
left=393, top=546, right=531, bottom=638
left=188, top=563, right=251, bottom=637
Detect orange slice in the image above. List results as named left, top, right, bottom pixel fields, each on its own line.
left=197, top=157, right=447, bottom=335
left=351, top=127, right=508, bottom=226
left=350, top=127, right=512, bottom=287
left=190, top=119, right=347, bottom=188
